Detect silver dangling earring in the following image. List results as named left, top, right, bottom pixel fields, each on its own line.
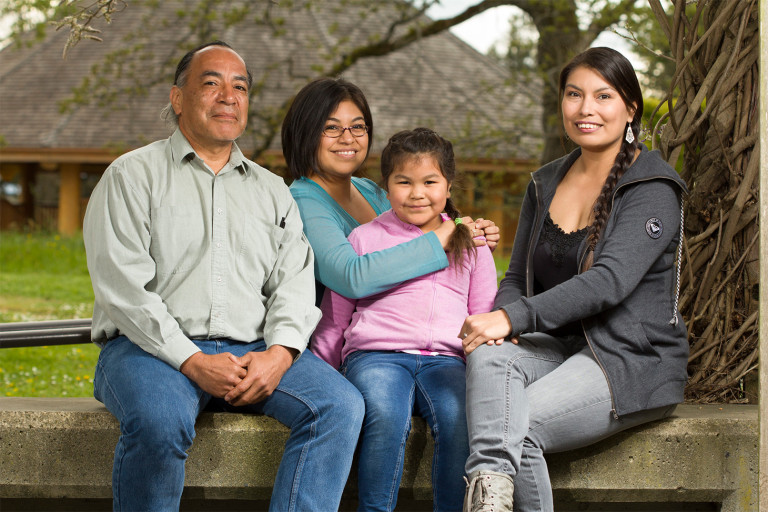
left=625, top=124, right=635, bottom=144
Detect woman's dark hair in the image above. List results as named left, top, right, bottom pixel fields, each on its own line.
left=281, top=77, right=374, bottom=180
left=559, top=47, right=643, bottom=269
left=380, top=127, right=476, bottom=268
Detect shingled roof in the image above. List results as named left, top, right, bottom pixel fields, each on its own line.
left=0, top=0, right=542, bottom=162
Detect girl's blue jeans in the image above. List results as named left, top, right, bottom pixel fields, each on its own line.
left=465, top=332, right=676, bottom=512
left=342, top=350, right=468, bottom=512
left=94, top=336, right=365, bottom=512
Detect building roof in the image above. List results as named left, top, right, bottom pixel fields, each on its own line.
left=0, top=0, right=542, bottom=162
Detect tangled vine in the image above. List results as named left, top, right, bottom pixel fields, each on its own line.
left=649, top=0, right=759, bottom=402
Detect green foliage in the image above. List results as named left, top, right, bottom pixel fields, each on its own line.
left=0, top=0, right=78, bottom=47
left=613, top=1, right=677, bottom=97
left=641, top=96, right=683, bottom=172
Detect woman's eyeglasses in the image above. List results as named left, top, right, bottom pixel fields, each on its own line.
left=322, top=124, right=369, bottom=138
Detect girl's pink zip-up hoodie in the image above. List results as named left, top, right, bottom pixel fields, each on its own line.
left=312, top=210, right=498, bottom=369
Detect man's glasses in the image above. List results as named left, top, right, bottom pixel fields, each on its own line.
left=322, top=124, right=369, bottom=138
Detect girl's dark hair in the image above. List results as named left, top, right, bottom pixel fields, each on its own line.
left=281, top=77, right=374, bottom=180
left=559, top=47, right=643, bottom=269
left=380, top=127, right=476, bottom=268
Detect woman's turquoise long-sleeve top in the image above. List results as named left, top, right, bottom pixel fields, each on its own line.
left=289, top=176, right=448, bottom=299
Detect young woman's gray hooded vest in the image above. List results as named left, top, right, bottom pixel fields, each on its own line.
left=496, top=144, right=689, bottom=417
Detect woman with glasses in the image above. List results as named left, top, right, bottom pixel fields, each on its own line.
left=281, top=77, right=499, bottom=305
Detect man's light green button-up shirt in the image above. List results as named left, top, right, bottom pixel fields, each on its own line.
left=84, top=129, right=320, bottom=370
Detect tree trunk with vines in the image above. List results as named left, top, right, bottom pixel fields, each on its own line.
left=649, top=0, right=759, bottom=403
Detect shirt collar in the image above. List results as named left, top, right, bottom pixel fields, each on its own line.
left=169, top=128, right=250, bottom=176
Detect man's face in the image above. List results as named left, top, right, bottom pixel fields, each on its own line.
left=171, top=46, right=249, bottom=153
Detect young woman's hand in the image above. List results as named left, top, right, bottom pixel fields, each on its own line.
left=459, top=310, right=515, bottom=355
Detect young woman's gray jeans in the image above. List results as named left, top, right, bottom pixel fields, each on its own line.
left=465, top=332, right=675, bottom=512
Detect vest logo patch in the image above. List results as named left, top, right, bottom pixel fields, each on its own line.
left=646, top=218, right=663, bottom=239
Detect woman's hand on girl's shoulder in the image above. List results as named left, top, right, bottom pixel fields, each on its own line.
left=466, top=217, right=500, bottom=252
left=459, top=310, right=514, bottom=355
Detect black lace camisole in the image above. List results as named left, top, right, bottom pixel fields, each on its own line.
left=532, top=211, right=588, bottom=338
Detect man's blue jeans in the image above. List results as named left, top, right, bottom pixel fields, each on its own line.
left=93, top=336, right=365, bottom=512
left=465, top=333, right=675, bottom=512
left=342, top=351, right=468, bottom=511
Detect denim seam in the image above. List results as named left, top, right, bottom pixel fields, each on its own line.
left=96, top=357, right=127, bottom=509
left=521, top=443, right=545, bottom=511
left=273, top=386, right=319, bottom=512
left=387, top=383, right=416, bottom=511
left=502, top=352, right=564, bottom=475
left=528, top=398, right=612, bottom=433
left=414, top=376, right=441, bottom=504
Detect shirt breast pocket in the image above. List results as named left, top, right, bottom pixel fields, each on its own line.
left=239, top=219, right=286, bottom=293
left=150, top=204, right=206, bottom=276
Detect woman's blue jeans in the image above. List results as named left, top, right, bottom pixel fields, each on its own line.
left=93, top=336, right=365, bottom=512
left=465, top=333, right=676, bottom=512
left=342, top=350, right=468, bottom=512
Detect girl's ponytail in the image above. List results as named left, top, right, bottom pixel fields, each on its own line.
left=444, top=198, right=477, bottom=269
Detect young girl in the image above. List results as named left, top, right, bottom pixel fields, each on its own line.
left=312, top=128, right=498, bottom=511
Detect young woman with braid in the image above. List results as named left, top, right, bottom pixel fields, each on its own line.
left=459, top=47, right=689, bottom=511
left=312, top=128, right=497, bottom=511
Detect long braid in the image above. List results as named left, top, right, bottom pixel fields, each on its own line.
left=558, top=48, right=644, bottom=271
left=444, top=197, right=477, bottom=269
left=583, top=132, right=637, bottom=270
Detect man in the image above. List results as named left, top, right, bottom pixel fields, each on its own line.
left=84, top=41, right=364, bottom=511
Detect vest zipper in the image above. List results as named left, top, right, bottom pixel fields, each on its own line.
left=578, top=174, right=686, bottom=420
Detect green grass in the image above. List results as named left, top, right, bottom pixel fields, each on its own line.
left=1, top=344, right=99, bottom=397
left=0, top=230, right=96, bottom=397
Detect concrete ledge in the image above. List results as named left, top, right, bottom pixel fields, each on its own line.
left=547, top=404, right=758, bottom=510
left=0, top=399, right=758, bottom=510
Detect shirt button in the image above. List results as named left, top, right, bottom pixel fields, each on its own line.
left=216, top=243, right=222, bottom=248
left=217, top=208, right=223, bottom=214
left=217, top=277, right=222, bottom=282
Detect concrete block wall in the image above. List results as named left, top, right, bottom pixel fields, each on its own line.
left=0, top=398, right=758, bottom=510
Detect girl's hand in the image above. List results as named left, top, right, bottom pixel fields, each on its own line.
left=472, top=218, right=500, bottom=252
left=459, top=310, right=514, bottom=355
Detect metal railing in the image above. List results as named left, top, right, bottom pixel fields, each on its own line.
left=0, top=318, right=92, bottom=349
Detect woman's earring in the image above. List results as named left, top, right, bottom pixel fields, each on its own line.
left=625, top=124, right=635, bottom=144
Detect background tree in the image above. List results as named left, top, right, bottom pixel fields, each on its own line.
left=649, top=0, right=759, bottom=402
left=500, top=0, right=640, bottom=162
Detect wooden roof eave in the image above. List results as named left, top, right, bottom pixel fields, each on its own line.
left=0, top=146, right=537, bottom=175
left=0, top=147, right=125, bottom=165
